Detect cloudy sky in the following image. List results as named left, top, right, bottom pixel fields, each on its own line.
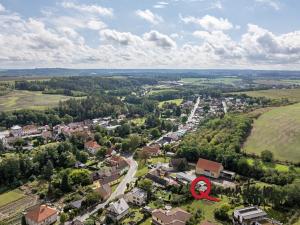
left=0, top=0, right=300, bottom=69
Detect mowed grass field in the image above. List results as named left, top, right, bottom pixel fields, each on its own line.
left=0, top=189, right=25, bottom=207
left=0, top=90, right=79, bottom=111
left=158, top=98, right=183, bottom=108
left=243, top=103, right=300, bottom=162
left=234, top=88, right=300, bottom=102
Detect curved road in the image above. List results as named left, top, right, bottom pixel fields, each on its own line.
left=75, top=156, right=138, bottom=222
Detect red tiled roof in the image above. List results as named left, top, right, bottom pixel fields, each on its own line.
left=152, top=208, right=192, bottom=224
left=25, top=205, right=57, bottom=223
left=85, top=140, right=101, bottom=149
left=196, top=158, right=223, bottom=173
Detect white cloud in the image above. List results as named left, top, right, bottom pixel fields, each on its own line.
left=0, top=3, right=5, bottom=12
left=143, top=30, right=177, bottom=48
left=153, top=1, right=169, bottom=9
left=180, top=14, right=233, bottom=31
left=0, top=6, right=299, bottom=69
left=87, top=20, right=107, bottom=30
left=61, top=1, right=113, bottom=17
left=100, top=29, right=143, bottom=46
left=135, top=9, right=163, bottom=25
left=255, top=0, right=280, bottom=11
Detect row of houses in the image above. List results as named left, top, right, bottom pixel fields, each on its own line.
left=22, top=203, right=282, bottom=225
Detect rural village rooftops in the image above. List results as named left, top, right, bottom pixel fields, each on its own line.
left=196, top=158, right=223, bottom=173
left=25, top=205, right=57, bottom=223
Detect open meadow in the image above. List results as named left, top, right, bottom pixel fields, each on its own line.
left=243, top=103, right=300, bottom=162
left=180, top=77, right=242, bottom=86
left=233, top=88, right=300, bottom=102
left=0, top=90, right=80, bottom=111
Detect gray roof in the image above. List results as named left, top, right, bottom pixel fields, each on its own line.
left=108, top=198, right=129, bottom=215
left=131, top=188, right=147, bottom=198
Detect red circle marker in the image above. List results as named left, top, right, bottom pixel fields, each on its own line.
left=190, top=176, right=220, bottom=202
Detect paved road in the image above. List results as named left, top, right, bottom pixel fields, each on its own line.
left=222, top=101, right=228, bottom=114
left=187, top=97, right=200, bottom=123
left=75, top=156, right=138, bottom=222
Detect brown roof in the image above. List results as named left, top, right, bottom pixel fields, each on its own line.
left=196, top=158, right=223, bottom=173
left=85, top=140, right=101, bottom=149
left=152, top=208, right=192, bottom=224
left=200, top=221, right=217, bottom=225
left=142, top=145, right=161, bottom=155
left=100, top=173, right=121, bottom=185
left=96, top=183, right=112, bottom=200
left=25, top=205, right=57, bottom=223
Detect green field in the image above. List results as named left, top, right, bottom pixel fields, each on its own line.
left=243, top=103, right=300, bottom=162
left=158, top=98, right=183, bottom=108
left=131, top=117, right=146, bottom=126
left=181, top=77, right=242, bottom=86
left=254, top=79, right=300, bottom=86
left=0, top=90, right=80, bottom=111
left=0, top=189, right=25, bottom=207
left=149, top=88, right=177, bottom=95
left=246, top=158, right=290, bottom=172
left=234, top=88, right=300, bottom=102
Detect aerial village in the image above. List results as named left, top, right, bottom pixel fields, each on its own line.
left=0, top=94, right=282, bottom=225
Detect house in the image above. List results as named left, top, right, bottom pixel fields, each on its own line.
left=96, top=183, right=112, bottom=201
left=145, top=168, right=178, bottom=187
left=69, top=200, right=83, bottom=209
left=196, top=158, right=224, bottom=179
left=84, top=140, right=101, bottom=155
left=99, top=173, right=121, bottom=186
left=106, top=156, right=129, bottom=173
left=152, top=207, right=192, bottom=225
left=126, top=187, right=147, bottom=206
left=22, top=125, right=39, bottom=136
left=142, top=144, right=161, bottom=157
left=10, top=125, right=22, bottom=137
left=107, top=198, right=130, bottom=222
left=25, top=205, right=58, bottom=225
left=176, top=172, right=196, bottom=184
left=232, top=206, right=282, bottom=225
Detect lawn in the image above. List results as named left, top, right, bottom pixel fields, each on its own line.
left=233, top=88, right=300, bottom=102
left=0, top=90, right=82, bottom=111
left=131, top=117, right=146, bottom=126
left=246, top=158, right=290, bottom=172
left=0, top=189, right=25, bottom=207
left=243, top=103, right=300, bottom=162
left=158, top=98, right=183, bottom=108
left=180, top=196, right=230, bottom=224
